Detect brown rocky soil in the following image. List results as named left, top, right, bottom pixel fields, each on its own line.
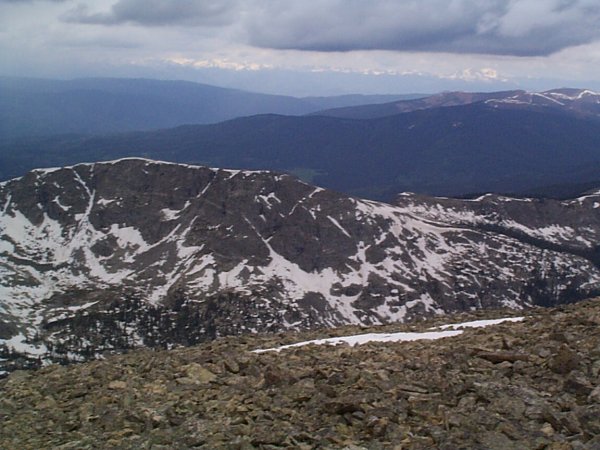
left=1, top=299, right=599, bottom=449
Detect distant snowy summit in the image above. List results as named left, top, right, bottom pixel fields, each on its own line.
left=484, top=88, right=600, bottom=117
left=314, top=87, right=600, bottom=120
left=1, top=159, right=600, bottom=373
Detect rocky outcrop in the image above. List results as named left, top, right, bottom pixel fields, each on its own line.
left=1, top=298, right=599, bottom=449
left=1, top=159, right=599, bottom=373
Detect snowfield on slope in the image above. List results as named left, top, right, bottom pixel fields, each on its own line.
left=252, top=317, right=525, bottom=353
left=1, top=158, right=598, bottom=370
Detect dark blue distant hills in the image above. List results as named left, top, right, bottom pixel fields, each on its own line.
left=1, top=78, right=599, bottom=201
left=0, top=77, right=418, bottom=138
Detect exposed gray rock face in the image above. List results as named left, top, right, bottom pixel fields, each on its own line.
left=1, top=159, right=599, bottom=373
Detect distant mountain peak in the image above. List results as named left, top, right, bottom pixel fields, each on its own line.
left=484, top=88, right=600, bottom=113
left=312, top=87, right=600, bottom=120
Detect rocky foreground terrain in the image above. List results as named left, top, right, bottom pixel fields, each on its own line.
left=1, top=298, right=599, bottom=449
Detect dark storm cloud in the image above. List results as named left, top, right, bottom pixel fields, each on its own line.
left=64, top=0, right=236, bottom=27
left=62, top=0, right=600, bottom=57
left=245, top=0, right=600, bottom=57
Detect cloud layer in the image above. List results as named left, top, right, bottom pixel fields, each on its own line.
left=63, top=0, right=600, bottom=57
left=247, top=0, right=600, bottom=56
left=2, top=0, right=600, bottom=95
left=65, top=0, right=237, bottom=27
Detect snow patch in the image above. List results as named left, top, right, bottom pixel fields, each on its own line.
left=258, top=192, right=282, bottom=206
left=327, top=216, right=351, bottom=238
left=66, top=301, right=99, bottom=312
left=1, top=332, right=48, bottom=356
left=109, top=224, right=148, bottom=250
left=434, top=316, right=524, bottom=330
left=52, top=196, right=71, bottom=212
left=97, top=198, right=116, bottom=206
left=254, top=316, right=525, bottom=353
left=2, top=194, right=12, bottom=213
left=253, top=330, right=463, bottom=353
left=160, top=203, right=190, bottom=221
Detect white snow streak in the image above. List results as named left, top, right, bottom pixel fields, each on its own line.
left=434, top=316, right=524, bottom=330
left=253, top=330, right=463, bottom=353
left=253, top=316, right=525, bottom=353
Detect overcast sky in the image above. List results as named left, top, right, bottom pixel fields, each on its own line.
left=1, top=0, right=600, bottom=95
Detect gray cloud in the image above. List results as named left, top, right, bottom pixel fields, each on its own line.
left=245, top=0, right=600, bottom=56
left=60, top=0, right=600, bottom=57
left=64, top=0, right=237, bottom=27
left=0, top=0, right=67, bottom=2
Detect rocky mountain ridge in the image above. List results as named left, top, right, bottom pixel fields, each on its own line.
left=1, top=159, right=599, bottom=374
left=484, top=88, right=600, bottom=118
left=311, top=88, right=600, bottom=120
left=394, top=191, right=600, bottom=268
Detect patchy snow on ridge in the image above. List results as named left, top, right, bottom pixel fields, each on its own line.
left=2, top=158, right=600, bottom=372
left=394, top=191, right=600, bottom=251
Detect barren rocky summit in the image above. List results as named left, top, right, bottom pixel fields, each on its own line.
left=1, top=298, right=599, bottom=449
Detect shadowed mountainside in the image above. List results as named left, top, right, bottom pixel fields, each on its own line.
left=3, top=102, right=600, bottom=201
